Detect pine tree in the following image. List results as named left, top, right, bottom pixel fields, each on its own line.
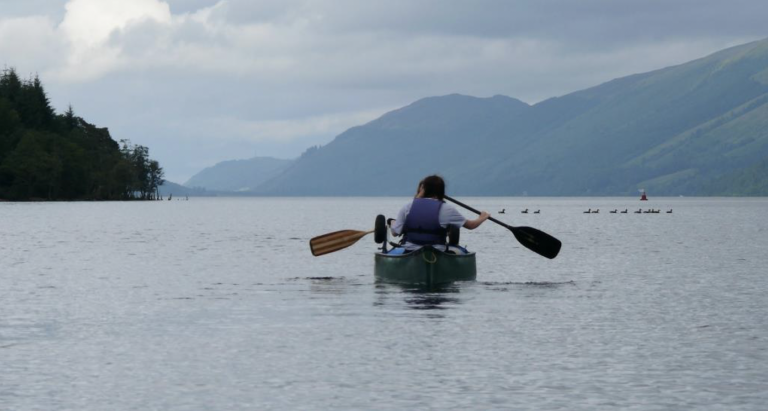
left=0, top=67, right=22, bottom=103
left=64, top=105, right=77, bottom=131
left=31, top=75, right=55, bottom=128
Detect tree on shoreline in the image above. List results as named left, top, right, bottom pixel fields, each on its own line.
left=0, top=67, right=163, bottom=201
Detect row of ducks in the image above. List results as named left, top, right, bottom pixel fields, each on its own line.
left=583, top=208, right=672, bottom=214
left=498, top=209, right=540, bottom=214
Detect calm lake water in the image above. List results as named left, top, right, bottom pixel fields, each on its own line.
left=2, top=197, right=767, bottom=410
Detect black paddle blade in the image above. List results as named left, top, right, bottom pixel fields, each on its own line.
left=510, top=226, right=562, bottom=259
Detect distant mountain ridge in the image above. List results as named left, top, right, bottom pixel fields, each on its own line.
left=192, top=38, right=768, bottom=196
left=184, top=157, right=292, bottom=192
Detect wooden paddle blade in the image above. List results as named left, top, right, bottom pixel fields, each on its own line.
left=309, top=229, right=373, bottom=256
left=510, top=226, right=562, bottom=259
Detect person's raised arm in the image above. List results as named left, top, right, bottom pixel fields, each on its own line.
left=463, top=211, right=490, bottom=230
left=390, top=205, right=408, bottom=236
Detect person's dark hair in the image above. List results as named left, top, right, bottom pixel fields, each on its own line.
left=418, top=175, right=445, bottom=200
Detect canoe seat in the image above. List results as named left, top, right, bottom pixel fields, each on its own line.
left=448, top=224, right=460, bottom=245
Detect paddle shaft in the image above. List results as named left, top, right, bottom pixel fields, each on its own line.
left=444, top=196, right=510, bottom=229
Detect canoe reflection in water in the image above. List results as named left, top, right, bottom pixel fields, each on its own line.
left=402, top=288, right=462, bottom=310
left=375, top=282, right=463, bottom=311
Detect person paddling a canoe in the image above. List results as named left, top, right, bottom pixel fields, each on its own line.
left=389, top=175, right=490, bottom=251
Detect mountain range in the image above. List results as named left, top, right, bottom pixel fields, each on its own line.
left=184, top=157, right=293, bottom=192
left=182, top=38, right=768, bottom=196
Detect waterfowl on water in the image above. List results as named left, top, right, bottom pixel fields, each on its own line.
left=610, top=209, right=618, bottom=213
left=591, top=209, right=600, bottom=213
left=621, top=209, right=628, bottom=213
left=634, top=209, right=642, bottom=213
left=584, top=209, right=592, bottom=213
left=498, top=209, right=506, bottom=214
left=533, top=210, right=540, bottom=214
left=521, top=209, right=529, bottom=214
left=666, top=209, right=673, bottom=213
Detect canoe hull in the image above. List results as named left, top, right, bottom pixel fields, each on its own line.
left=374, top=246, right=477, bottom=287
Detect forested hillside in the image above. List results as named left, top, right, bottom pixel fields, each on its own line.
left=0, top=68, right=163, bottom=201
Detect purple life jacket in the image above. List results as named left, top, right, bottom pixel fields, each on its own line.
left=403, top=198, right=447, bottom=245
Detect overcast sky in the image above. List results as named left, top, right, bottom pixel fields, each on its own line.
left=2, top=0, right=766, bottom=182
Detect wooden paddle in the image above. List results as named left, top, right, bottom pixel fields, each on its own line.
left=310, top=229, right=374, bottom=256
left=444, top=195, right=562, bottom=259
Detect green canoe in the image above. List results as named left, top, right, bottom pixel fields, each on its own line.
left=374, top=246, right=477, bottom=287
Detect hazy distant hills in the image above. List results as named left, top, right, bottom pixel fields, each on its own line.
left=157, top=181, right=221, bottom=197
left=190, top=38, right=768, bottom=196
left=253, top=94, right=532, bottom=195
left=184, top=157, right=293, bottom=192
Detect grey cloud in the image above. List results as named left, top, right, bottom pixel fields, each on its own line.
left=209, top=0, right=768, bottom=52
left=0, top=0, right=67, bottom=19
left=165, top=0, right=218, bottom=14
left=202, top=0, right=311, bottom=25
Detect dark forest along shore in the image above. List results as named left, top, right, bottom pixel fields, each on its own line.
left=2, top=197, right=767, bottom=410
left=0, top=68, right=164, bottom=201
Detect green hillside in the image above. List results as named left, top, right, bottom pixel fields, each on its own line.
left=248, top=38, right=768, bottom=196
left=701, top=158, right=768, bottom=195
